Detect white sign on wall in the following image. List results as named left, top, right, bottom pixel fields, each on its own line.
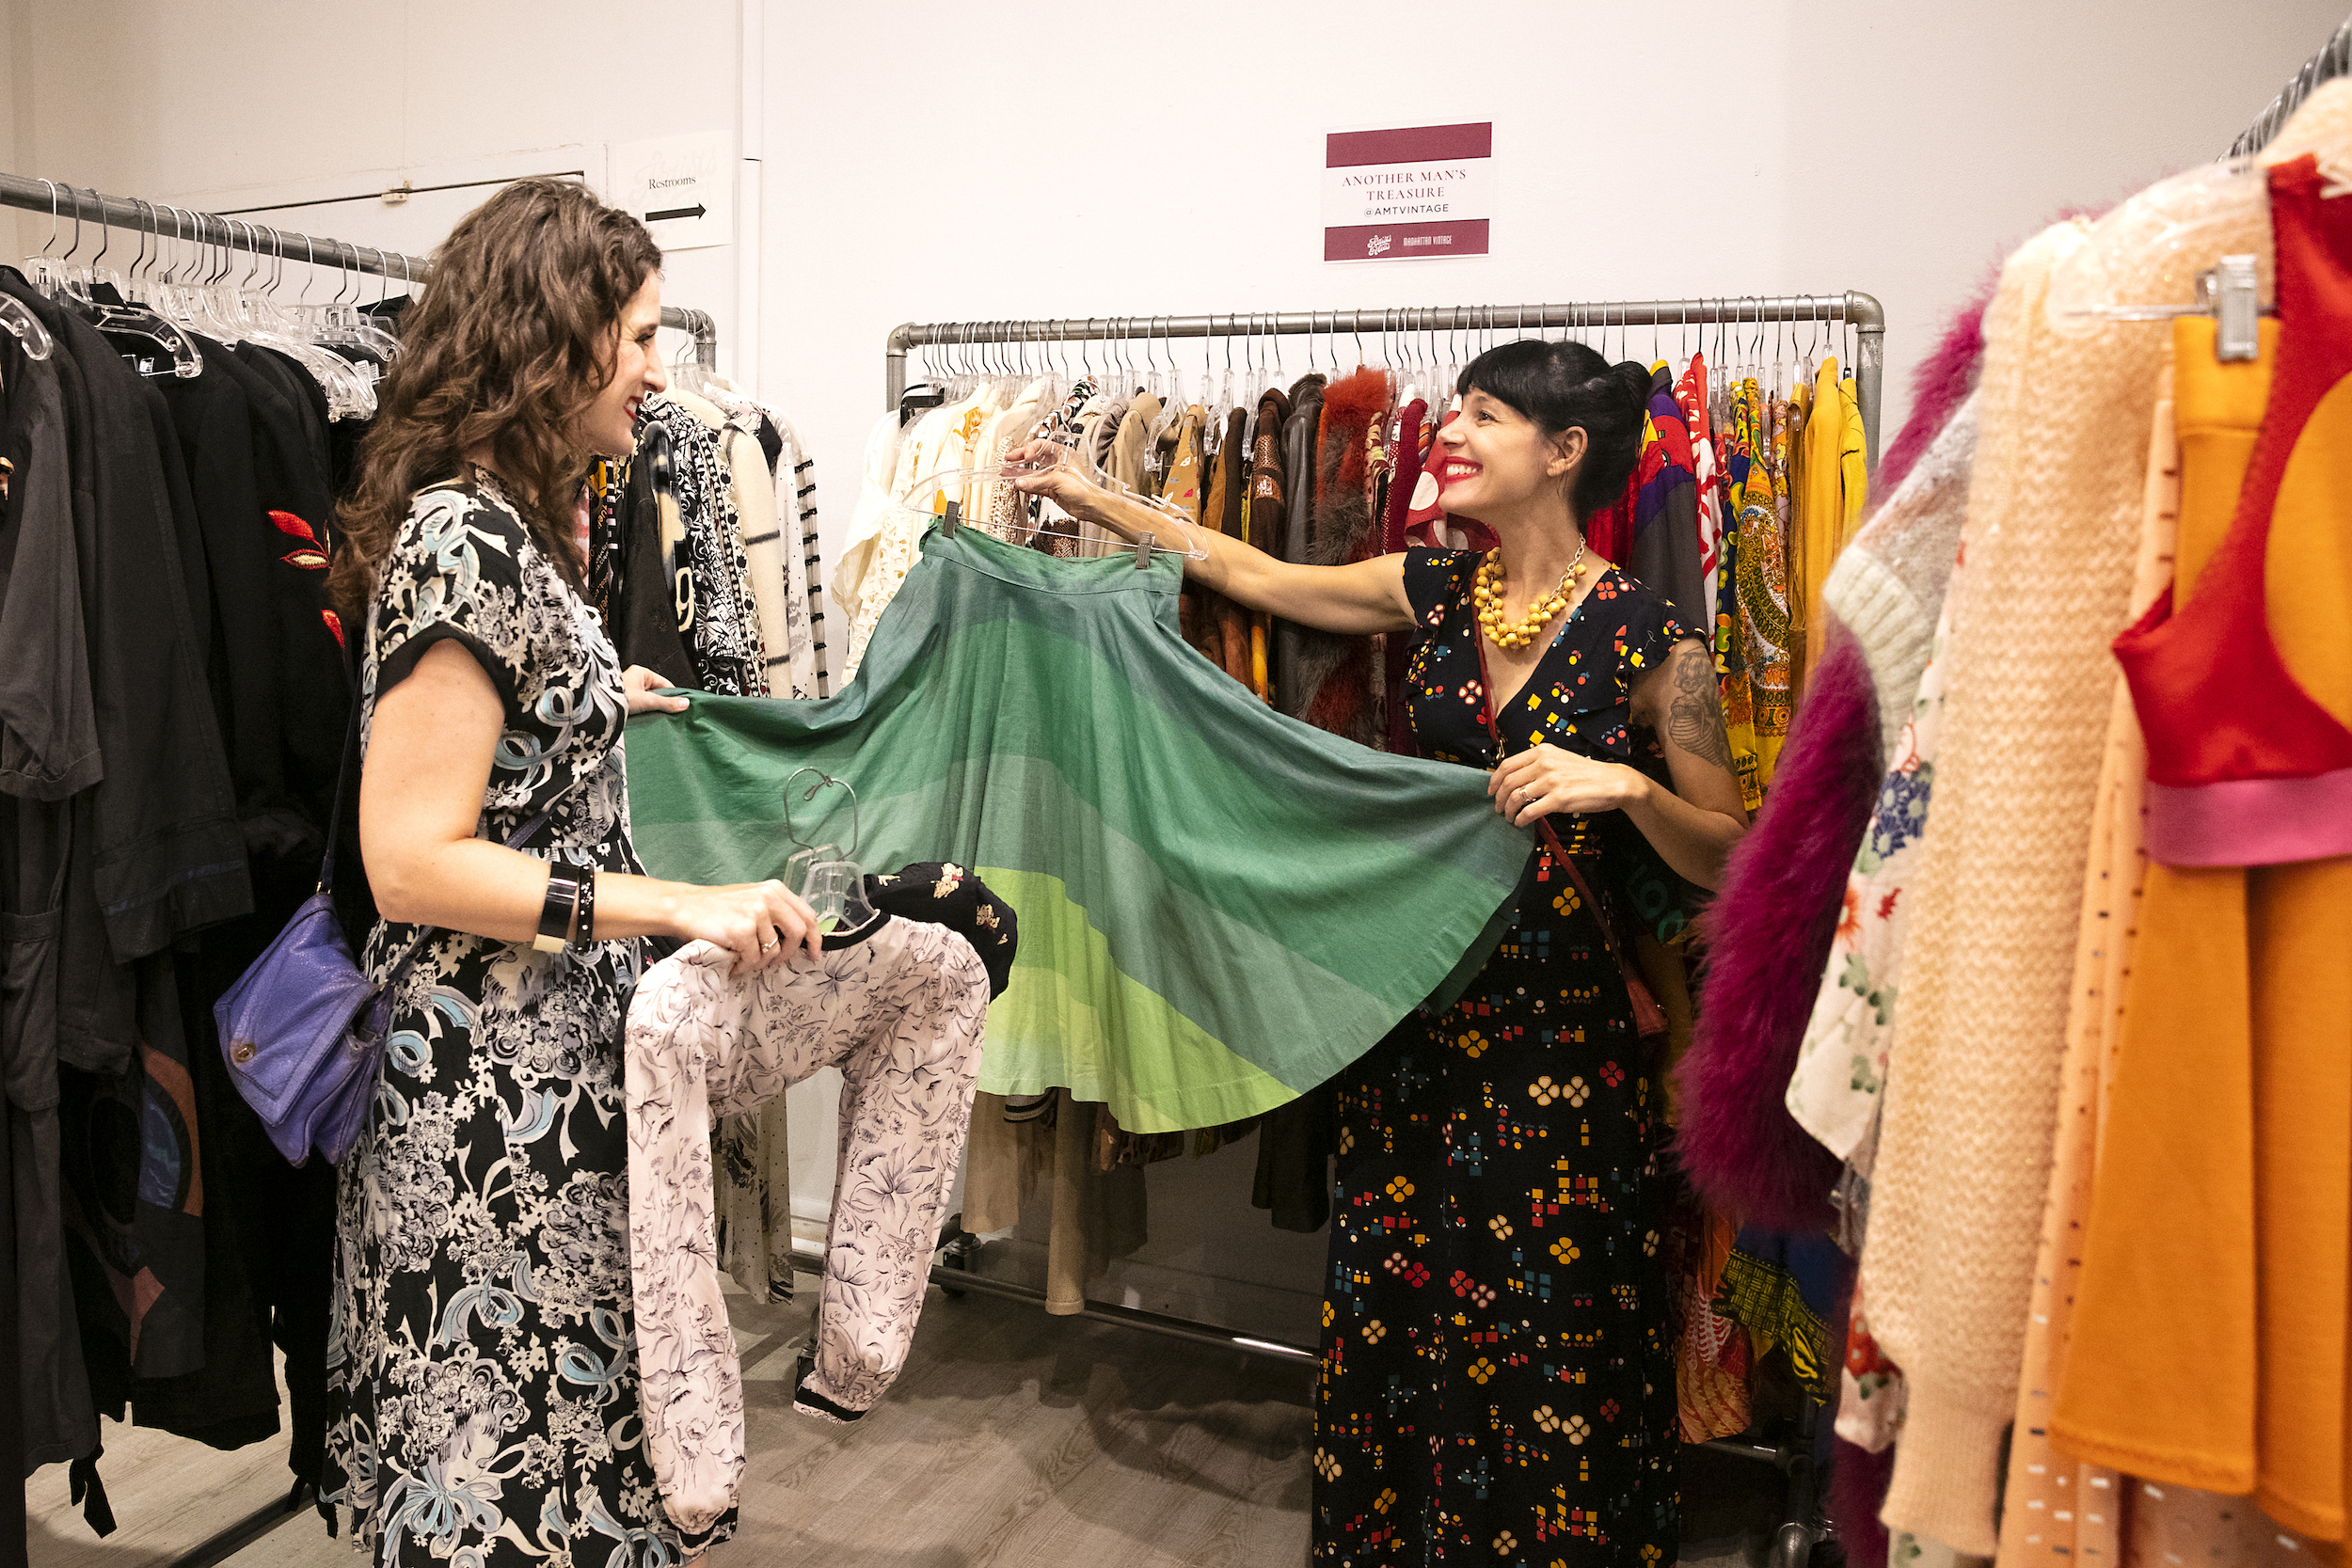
left=1322, top=122, right=1493, bottom=262
left=612, top=132, right=734, bottom=251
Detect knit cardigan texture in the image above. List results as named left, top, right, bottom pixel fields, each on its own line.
left=1860, top=219, right=2167, bottom=1553
left=1822, top=394, right=1979, bottom=763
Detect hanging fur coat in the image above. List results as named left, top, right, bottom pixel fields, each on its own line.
left=1272, top=375, right=1325, bottom=712
left=1291, top=368, right=1392, bottom=747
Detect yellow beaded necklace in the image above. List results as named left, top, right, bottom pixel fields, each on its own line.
left=1472, top=542, right=1588, bottom=652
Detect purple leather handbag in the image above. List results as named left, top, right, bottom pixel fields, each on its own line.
left=213, top=712, right=580, bottom=1166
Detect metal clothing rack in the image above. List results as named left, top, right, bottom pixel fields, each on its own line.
left=887, top=294, right=1887, bottom=465
left=0, top=166, right=720, bottom=1568
left=879, top=295, right=1880, bottom=1567
left=2229, top=10, right=2352, bottom=156
left=0, top=171, right=721, bottom=367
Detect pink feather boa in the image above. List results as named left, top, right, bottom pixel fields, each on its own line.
left=1673, top=621, right=1883, bottom=1231
left=1829, top=1438, right=1895, bottom=1568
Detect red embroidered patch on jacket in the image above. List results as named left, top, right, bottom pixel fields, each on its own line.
left=269, top=510, right=322, bottom=546
left=321, top=610, right=344, bottom=648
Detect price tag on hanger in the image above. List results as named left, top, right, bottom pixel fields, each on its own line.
left=1323, top=122, right=1493, bottom=263
left=611, top=132, right=735, bottom=252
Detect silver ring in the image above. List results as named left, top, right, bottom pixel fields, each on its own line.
left=759, top=937, right=778, bottom=950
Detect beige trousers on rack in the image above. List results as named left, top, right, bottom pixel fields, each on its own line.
left=624, top=916, right=991, bottom=1549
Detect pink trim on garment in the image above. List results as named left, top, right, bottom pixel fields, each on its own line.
left=2144, top=767, right=2352, bottom=866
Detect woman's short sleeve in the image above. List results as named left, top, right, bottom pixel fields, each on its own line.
left=1401, top=547, right=1479, bottom=632
left=1618, top=579, right=1698, bottom=681
left=371, top=488, right=536, bottom=723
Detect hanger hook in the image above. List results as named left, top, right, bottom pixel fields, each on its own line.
left=60, top=184, right=86, bottom=265
left=781, top=768, right=862, bottom=860
left=85, top=191, right=112, bottom=277
left=127, top=198, right=151, bottom=288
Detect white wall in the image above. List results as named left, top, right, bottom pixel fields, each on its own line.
left=758, top=0, right=2341, bottom=591
left=7, top=0, right=2345, bottom=1336
left=0, top=0, right=741, bottom=373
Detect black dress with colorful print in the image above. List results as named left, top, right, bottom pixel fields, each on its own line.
left=1312, top=549, right=1692, bottom=1568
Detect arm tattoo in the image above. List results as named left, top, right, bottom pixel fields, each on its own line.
left=1663, top=641, right=1737, bottom=772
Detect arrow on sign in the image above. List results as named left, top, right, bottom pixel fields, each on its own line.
left=646, top=203, right=707, bottom=223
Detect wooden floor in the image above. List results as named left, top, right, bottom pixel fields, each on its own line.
left=31, top=1285, right=1783, bottom=1568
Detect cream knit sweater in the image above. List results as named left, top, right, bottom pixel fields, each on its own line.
left=1858, top=222, right=2163, bottom=1552
left=1820, top=393, right=1977, bottom=767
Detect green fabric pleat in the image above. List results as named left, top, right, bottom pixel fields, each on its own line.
left=625, top=521, right=1532, bottom=1132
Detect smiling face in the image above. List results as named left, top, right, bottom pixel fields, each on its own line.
left=1435, top=388, right=1586, bottom=521
left=580, top=271, right=668, bottom=458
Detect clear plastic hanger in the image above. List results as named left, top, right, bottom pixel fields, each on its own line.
left=896, top=441, right=1210, bottom=566
left=22, top=179, right=65, bottom=295
left=782, top=768, right=875, bottom=935
left=49, top=184, right=97, bottom=301
left=59, top=187, right=205, bottom=377
left=224, top=220, right=371, bottom=412
left=2040, top=153, right=2321, bottom=361
left=0, top=291, right=51, bottom=360
left=78, top=189, right=127, bottom=302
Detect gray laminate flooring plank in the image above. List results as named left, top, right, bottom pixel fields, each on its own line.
left=28, top=1387, right=300, bottom=1568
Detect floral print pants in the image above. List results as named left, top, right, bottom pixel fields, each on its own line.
left=623, top=915, right=991, bottom=1548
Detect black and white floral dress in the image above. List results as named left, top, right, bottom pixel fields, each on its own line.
left=325, top=475, right=691, bottom=1566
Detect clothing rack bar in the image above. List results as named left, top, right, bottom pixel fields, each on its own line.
left=787, top=1232, right=1318, bottom=1366
left=884, top=294, right=1887, bottom=464
left=2229, top=10, right=2352, bottom=157
left=0, top=170, right=720, bottom=368
left=160, top=1481, right=314, bottom=1568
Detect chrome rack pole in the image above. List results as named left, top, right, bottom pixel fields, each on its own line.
left=888, top=293, right=1886, bottom=465
left=0, top=171, right=719, bottom=367
left=2229, top=10, right=2352, bottom=157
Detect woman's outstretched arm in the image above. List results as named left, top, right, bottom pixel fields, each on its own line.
left=1009, top=442, right=1416, bottom=637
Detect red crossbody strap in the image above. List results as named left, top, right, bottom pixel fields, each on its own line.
left=1473, top=629, right=1668, bottom=1039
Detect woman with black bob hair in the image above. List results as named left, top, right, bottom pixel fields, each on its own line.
left=1015, top=339, right=1746, bottom=1566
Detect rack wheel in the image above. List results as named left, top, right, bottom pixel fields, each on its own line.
left=1771, top=1522, right=1814, bottom=1568
left=936, top=1214, right=976, bottom=1299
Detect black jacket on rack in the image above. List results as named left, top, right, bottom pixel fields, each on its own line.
left=0, top=289, right=103, bottom=1486
left=0, top=267, right=350, bottom=1520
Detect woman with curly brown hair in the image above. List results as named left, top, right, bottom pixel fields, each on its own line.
left=324, top=177, right=818, bottom=1564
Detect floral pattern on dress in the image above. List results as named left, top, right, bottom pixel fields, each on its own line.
left=1787, top=543, right=1967, bottom=1171
left=326, top=475, right=681, bottom=1568
left=625, top=918, right=989, bottom=1547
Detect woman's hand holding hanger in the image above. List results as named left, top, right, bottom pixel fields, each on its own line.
left=1004, top=440, right=1170, bottom=546
left=1006, top=440, right=1414, bottom=638
left=666, top=879, right=826, bottom=974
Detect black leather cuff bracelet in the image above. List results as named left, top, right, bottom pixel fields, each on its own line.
left=535, top=872, right=580, bottom=954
